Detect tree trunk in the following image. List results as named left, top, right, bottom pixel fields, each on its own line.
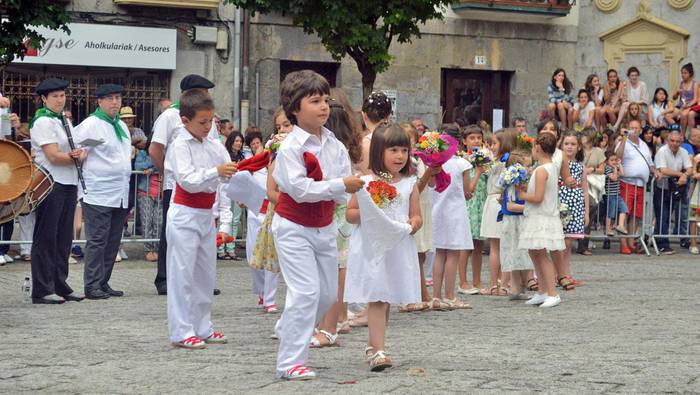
left=359, top=64, right=377, bottom=101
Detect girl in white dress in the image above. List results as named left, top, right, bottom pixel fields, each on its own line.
left=480, top=129, right=517, bottom=296
left=431, top=127, right=474, bottom=310
left=517, top=133, right=566, bottom=308
left=345, top=124, right=423, bottom=372
left=499, top=150, right=534, bottom=300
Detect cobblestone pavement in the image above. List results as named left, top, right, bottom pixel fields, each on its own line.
left=1, top=244, right=699, bottom=394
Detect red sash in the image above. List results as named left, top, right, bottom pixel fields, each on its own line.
left=275, top=152, right=336, bottom=227
left=173, top=184, right=216, bottom=209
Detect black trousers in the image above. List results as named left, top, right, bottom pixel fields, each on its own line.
left=30, top=183, right=77, bottom=298
left=0, top=220, right=13, bottom=256
left=154, top=189, right=172, bottom=292
left=82, top=201, right=129, bottom=294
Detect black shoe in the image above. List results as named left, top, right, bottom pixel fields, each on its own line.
left=214, top=288, right=221, bottom=296
left=680, top=240, right=690, bottom=249
left=103, top=286, right=124, bottom=297
left=659, top=247, right=676, bottom=255
left=157, top=288, right=167, bottom=296
left=61, top=292, right=85, bottom=302
left=32, top=294, right=66, bottom=304
left=603, top=239, right=611, bottom=250
left=85, top=290, right=111, bottom=300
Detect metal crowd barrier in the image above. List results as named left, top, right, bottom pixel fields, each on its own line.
left=584, top=176, right=652, bottom=256
left=649, top=176, right=698, bottom=256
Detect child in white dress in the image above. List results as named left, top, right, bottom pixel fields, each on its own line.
left=518, top=133, right=566, bottom=308
left=345, top=123, right=423, bottom=371
left=499, top=150, right=534, bottom=300
left=430, top=127, right=474, bottom=310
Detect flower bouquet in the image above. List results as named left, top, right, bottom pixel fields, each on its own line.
left=366, top=179, right=399, bottom=209
left=516, top=134, right=534, bottom=152
left=464, top=146, right=494, bottom=168
left=498, top=163, right=529, bottom=189
left=559, top=202, right=572, bottom=227
left=412, top=131, right=459, bottom=193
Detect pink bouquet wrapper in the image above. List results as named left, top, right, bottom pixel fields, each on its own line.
left=412, top=134, right=459, bottom=193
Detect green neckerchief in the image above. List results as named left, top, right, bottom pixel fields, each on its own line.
left=91, top=107, right=128, bottom=141
left=29, top=107, right=63, bottom=129
left=170, top=101, right=179, bottom=109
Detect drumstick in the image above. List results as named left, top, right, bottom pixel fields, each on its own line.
left=60, top=112, right=87, bottom=194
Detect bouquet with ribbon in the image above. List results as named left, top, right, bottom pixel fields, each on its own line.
left=498, top=163, right=529, bottom=188
left=559, top=202, right=572, bottom=227
left=366, top=179, right=399, bottom=209
left=412, top=131, right=458, bottom=193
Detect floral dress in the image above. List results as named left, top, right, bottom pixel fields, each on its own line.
left=559, top=161, right=585, bottom=239
left=467, top=169, right=487, bottom=240
left=250, top=202, right=279, bottom=273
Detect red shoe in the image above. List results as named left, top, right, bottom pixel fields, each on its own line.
left=264, top=304, right=278, bottom=313
left=257, top=295, right=263, bottom=309
left=173, top=336, right=206, bottom=349
left=620, top=246, right=633, bottom=255
left=204, top=331, right=228, bottom=344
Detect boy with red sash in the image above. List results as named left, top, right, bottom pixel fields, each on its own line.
left=271, top=70, right=364, bottom=379
left=166, top=90, right=237, bottom=349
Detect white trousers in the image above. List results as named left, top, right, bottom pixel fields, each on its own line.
left=166, top=203, right=216, bottom=342
left=18, top=212, right=35, bottom=255
left=271, top=215, right=338, bottom=376
left=247, top=209, right=278, bottom=307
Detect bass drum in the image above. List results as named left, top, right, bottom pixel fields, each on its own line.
left=0, top=139, right=33, bottom=224
left=20, top=162, right=55, bottom=215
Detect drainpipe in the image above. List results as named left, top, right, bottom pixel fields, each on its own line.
left=233, top=7, right=241, bottom=131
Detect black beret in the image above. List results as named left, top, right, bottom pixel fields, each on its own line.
left=35, top=78, right=68, bottom=96
left=180, top=74, right=214, bottom=91
left=95, top=84, right=124, bottom=98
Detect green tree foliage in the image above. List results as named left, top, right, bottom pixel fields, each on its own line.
left=227, top=0, right=450, bottom=97
left=0, top=0, right=70, bottom=68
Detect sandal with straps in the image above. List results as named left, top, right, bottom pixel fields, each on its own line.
left=557, top=275, right=576, bottom=291
left=443, top=298, right=472, bottom=310
left=526, top=278, right=539, bottom=292
left=430, top=298, right=447, bottom=311
left=309, top=329, right=340, bottom=348
left=368, top=350, right=393, bottom=372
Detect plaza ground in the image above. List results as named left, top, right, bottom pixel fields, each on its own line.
left=1, top=245, right=698, bottom=394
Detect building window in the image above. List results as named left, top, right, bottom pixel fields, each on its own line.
left=280, top=60, right=340, bottom=87
left=441, top=69, right=513, bottom=129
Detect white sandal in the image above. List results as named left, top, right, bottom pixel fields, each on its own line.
left=309, top=329, right=340, bottom=348
left=368, top=350, right=392, bottom=372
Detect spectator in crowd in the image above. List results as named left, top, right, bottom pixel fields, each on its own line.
left=653, top=130, right=693, bottom=254
left=614, top=67, right=649, bottom=130
left=672, top=63, right=698, bottom=137
left=411, top=117, right=426, bottom=134
left=615, top=119, right=655, bottom=254
left=619, top=102, right=646, bottom=130
left=641, top=124, right=662, bottom=161
left=603, top=69, right=622, bottom=127
left=121, top=105, right=145, bottom=245
left=243, top=126, right=263, bottom=158
left=547, top=68, right=574, bottom=129
left=218, top=131, right=246, bottom=261
left=686, top=127, right=700, bottom=154
left=584, top=74, right=606, bottom=130
left=159, top=98, right=172, bottom=114
left=648, top=87, right=675, bottom=129
left=512, top=117, right=528, bottom=136
left=220, top=119, right=234, bottom=139
left=134, top=136, right=161, bottom=262
left=578, top=127, right=606, bottom=255
left=572, top=89, right=596, bottom=129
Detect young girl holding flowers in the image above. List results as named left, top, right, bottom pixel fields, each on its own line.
left=557, top=130, right=589, bottom=290
left=345, top=123, right=423, bottom=371
left=499, top=150, right=535, bottom=300
left=518, top=133, right=565, bottom=308
left=429, top=124, right=474, bottom=310
left=459, top=125, right=488, bottom=294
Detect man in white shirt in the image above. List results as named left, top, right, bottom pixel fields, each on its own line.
left=149, top=74, right=219, bottom=296
left=653, top=130, right=693, bottom=254
left=74, top=84, right=132, bottom=300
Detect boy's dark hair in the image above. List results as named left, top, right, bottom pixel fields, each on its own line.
left=280, top=70, right=331, bottom=125
left=535, top=132, right=557, bottom=155
left=179, top=89, right=214, bottom=120
left=462, top=124, right=484, bottom=139
left=245, top=131, right=263, bottom=148
left=362, top=91, right=392, bottom=123
left=439, top=122, right=461, bottom=140
left=369, top=123, right=411, bottom=176
left=605, top=150, right=618, bottom=160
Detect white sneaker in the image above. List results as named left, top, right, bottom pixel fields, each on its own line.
left=540, top=295, right=561, bottom=308
left=690, top=246, right=700, bottom=255
left=119, top=249, right=128, bottom=260
left=0, top=255, right=6, bottom=266
left=3, top=254, right=14, bottom=263
left=525, top=293, right=547, bottom=305
left=282, top=364, right=316, bottom=380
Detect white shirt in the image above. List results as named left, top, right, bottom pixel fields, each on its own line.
left=171, top=131, right=229, bottom=196
left=574, top=101, right=595, bottom=126
left=616, top=138, right=653, bottom=187
left=151, top=107, right=219, bottom=191
left=654, top=144, right=692, bottom=189
left=74, top=115, right=132, bottom=208
left=30, top=116, right=78, bottom=185
left=273, top=125, right=352, bottom=204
